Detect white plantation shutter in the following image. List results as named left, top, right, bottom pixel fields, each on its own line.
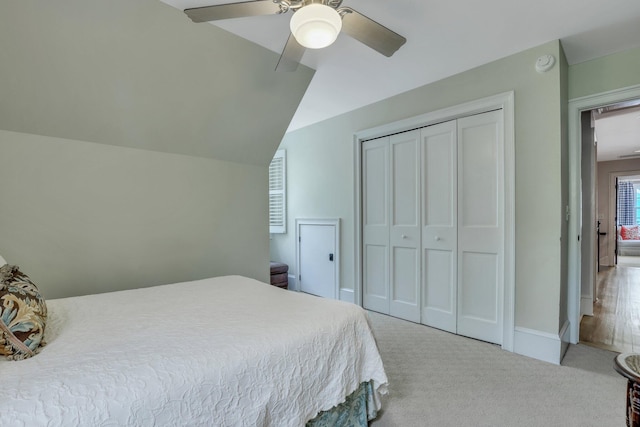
left=269, top=150, right=286, bottom=233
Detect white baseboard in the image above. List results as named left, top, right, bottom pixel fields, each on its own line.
left=288, top=274, right=297, bottom=291
left=514, top=321, right=570, bottom=365
left=340, top=288, right=355, bottom=304
left=581, top=296, right=594, bottom=316
left=560, top=321, right=571, bottom=360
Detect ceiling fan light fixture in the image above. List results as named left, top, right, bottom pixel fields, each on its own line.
left=290, top=4, right=342, bottom=49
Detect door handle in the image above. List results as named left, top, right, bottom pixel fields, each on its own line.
left=329, top=253, right=334, bottom=262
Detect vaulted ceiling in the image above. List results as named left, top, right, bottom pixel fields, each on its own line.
left=0, top=0, right=314, bottom=165
left=162, top=0, right=640, bottom=131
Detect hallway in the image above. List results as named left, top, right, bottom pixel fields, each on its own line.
left=580, top=263, right=640, bottom=353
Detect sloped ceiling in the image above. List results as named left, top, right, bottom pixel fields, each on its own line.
left=0, top=0, right=314, bottom=166
left=163, top=0, right=640, bottom=131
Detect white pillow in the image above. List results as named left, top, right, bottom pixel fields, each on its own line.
left=0, top=255, right=6, bottom=266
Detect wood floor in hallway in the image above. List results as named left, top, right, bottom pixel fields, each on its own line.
left=580, top=263, right=640, bottom=353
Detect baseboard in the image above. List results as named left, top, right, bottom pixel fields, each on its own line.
left=560, top=320, right=571, bottom=361
left=581, top=296, right=594, bottom=316
left=288, top=274, right=297, bottom=291
left=340, top=288, right=355, bottom=304
left=514, top=323, right=568, bottom=365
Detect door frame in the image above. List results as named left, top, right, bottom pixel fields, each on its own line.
left=353, top=91, right=515, bottom=352
left=567, top=83, right=640, bottom=344
left=295, top=218, right=340, bottom=299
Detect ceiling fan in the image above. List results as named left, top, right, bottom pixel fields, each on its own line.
left=184, top=0, right=407, bottom=71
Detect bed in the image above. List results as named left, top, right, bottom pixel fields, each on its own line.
left=0, top=274, right=388, bottom=426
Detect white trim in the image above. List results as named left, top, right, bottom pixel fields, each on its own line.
left=287, top=274, right=297, bottom=291
left=340, top=288, right=355, bottom=304
left=353, top=139, right=363, bottom=307
left=353, top=91, right=515, bottom=352
left=514, top=322, right=568, bottom=365
left=560, top=320, right=571, bottom=361
left=567, top=84, right=640, bottom=345
left=581, top=297, right=594, bottom=316
left=295, top=218, right=340, bottom=300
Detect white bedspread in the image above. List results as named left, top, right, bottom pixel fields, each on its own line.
left=0, top=275, right=387, bottom=426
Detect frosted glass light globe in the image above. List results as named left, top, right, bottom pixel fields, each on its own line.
left=290, top=4, right=342, bottom=49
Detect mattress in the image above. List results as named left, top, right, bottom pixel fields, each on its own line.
left=0, top=275, right=387, bottom=426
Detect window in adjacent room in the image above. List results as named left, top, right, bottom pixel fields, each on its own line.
left=269, top=150, right=286, bottom=234
left=618, top=179, right=640, bottom=226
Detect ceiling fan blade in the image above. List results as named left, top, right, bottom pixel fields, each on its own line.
left=338, top=7, right=406, bottom=57
left=275, top=34, right=306, bottom=72
left=184, top=0, right=283, bottom=23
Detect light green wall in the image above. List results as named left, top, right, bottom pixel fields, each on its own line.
left=0, top=130, right=269, bottom=299
left=569, top=46, right=640, bottom=100
left=0, top=0, right=314, bottom=298
left=0, top=0, right=314, bottom=165
left=272, top=40, right=566, bottom=334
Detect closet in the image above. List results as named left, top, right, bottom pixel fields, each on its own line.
left=362, top=110, right=504, bottom=345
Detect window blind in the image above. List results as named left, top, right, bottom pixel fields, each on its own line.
left=269, top=150, right=286, bottom=233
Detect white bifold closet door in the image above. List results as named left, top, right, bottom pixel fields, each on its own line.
left=421, top=111, right=504, bottom=344
left=456, top=111, right=504, bottom=344
left=363, top=110, right=504, bottom=345
left=421, top=120, right=458, bottom=333
left=362, top=131, right=421, bottom=322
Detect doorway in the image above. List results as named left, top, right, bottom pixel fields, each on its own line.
left=570, top=88, right=640, bottom=352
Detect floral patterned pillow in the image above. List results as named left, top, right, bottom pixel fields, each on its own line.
left=620, top=225, right=640, bottom=240
left=0, top=265, right=47, bottom=360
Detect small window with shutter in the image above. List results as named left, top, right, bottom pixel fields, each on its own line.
left=269, top=150, right=286, bottom=234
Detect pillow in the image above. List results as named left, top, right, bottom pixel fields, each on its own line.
left=0, top=265, right=47, bottom=360
left=0, top=256, right=6, bottom=266
left=620, top=225, right=640, bottom=241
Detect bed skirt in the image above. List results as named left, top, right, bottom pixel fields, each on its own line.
left=307, top=381, right=378, bottom=427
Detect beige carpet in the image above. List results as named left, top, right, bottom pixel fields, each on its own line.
left=367, top=311, right=626, bottom=427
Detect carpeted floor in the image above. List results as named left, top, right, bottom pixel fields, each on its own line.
left=367, top=311, right=626, bottom=427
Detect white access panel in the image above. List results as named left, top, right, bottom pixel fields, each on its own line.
left=362, top=138, right=390, bottom=314
left=297, top=219, right=339, bottom=300
left=389, top=130, right=421, bottom=322
left=456, top=110, right=504, bottom=344
left=421, top=120, right=458, bottom=333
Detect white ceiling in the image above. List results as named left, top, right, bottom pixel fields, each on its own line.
left=160, top=0, right=640, bottom=136
left=595, top=106, right=640, bottom=162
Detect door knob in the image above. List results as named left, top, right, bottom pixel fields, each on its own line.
left=435, top=236, right=441, bottom=241
left=402, top=234, right=407, bottom=239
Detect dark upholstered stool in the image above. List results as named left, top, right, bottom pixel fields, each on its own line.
left=270, top=262, right=289, bottom=289
left=615, top=353, right=640, bottom=426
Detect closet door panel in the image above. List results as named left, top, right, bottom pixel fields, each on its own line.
left=457, top=111, right=504, bottom=345
left=389, top=131, right=420, bottom=322
left=421, top=120, right=457, bottom=332
left=362, top=138, right=390, bottom=314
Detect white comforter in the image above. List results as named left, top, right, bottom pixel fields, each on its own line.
left=0, top=275, right=387, bottom=426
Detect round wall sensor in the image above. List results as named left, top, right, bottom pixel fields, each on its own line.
left=535, top=54, right=556, bottom=73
